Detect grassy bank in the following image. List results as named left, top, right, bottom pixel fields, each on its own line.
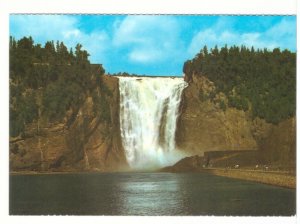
left=205, top=168, right=296, bottom=189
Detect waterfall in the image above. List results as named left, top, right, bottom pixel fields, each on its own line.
left=119, top=76, right=187, bottom=169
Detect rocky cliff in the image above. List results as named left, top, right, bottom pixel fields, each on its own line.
left=177, top=74, right=257, bottom=153
left=176, top=73, right=296, bottom=168
left=10, top=75, right=128, bottom=172
left=10, top=73, right=296, bottom=172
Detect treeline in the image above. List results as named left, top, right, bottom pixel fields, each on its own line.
left=183, top=45, right=296, bottom=124
left=108, top=72, right=140, bottom=77
left=10, top=36, right=106, bottom=137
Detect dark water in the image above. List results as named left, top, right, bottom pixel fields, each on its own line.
left=10, top=172, right=295, bottom=216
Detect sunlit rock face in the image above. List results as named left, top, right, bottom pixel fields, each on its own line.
left=9, top=75, right=128, bottom=172
left=119, top=77, right=187, bottom=169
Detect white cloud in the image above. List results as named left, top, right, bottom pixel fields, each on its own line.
left=264, top=18, right=296, bottom=50
left=9, top=15, right=186, bottom=72
left=10, top=15, right=78, bottom=42
left=112, top=15, right=182, bottom=63
left=266, top=18, right=295, bottom=37
left=10, top=15, right=295, bottom=75
left=188, top=17, right=296, bottom=57
left=63, top=29, right=81, bottom=38
left=10, top=15, right=184, bottom=65
left=128, top=48, right=162, bottom=63
left=61, top=28, right=109, bottom=63
left=10, top=15, right=110, bottom=63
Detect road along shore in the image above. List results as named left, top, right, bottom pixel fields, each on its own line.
left=204, top=168, right=296, bottom=189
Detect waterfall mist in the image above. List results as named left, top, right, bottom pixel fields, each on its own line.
left=119, top=76, right=187, bottom=170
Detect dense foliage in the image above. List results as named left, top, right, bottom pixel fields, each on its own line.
left=183, top=45, right=296, bottom=124
left=10, top=36, right=106, bottom=137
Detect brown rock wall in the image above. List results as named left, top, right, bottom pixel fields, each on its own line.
left=177, top=73, right=296, bottom=168
left=9, top=75, right=128, bottom=172
left=177, top=74, right=257, bottom=154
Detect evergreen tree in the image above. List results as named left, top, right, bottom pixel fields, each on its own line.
left=183, top=45, right=296, bottom=124
left=9, top=36, right=106, bottom=137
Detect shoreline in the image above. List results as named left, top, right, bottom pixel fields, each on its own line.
left=203, top=168, right=296, bottom=189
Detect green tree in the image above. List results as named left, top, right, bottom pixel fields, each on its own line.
left=9, top=36, right=106, bottom=137
left=183, top=45, right=296, bottom=124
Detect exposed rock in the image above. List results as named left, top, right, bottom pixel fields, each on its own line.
left=177, top=73, right=296, bottom=169
left=9, top=75, right=128, bottom=172
left=177, top=74, right=257, bottom=154
left=258, top=117, right=296, bottom=168
left=82, top=75, right=128, bottom=171
left=10, top=72, right=296, bottom=172
left=160, top=155, right=204, bottom=172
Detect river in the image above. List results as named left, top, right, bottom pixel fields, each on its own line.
left=9, top=172, right=295, bottom=216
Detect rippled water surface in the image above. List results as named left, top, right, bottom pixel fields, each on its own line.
left=10, top=172, right=295, bottom=216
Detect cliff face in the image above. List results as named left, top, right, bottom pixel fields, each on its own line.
left=177, top=74, right=257, bottom=154
left=10, top=75, right=128, bottom=172
left=82, top=75, right=128, bottom=171
left=10, top=73, right=296, bottom=172
left=176, top=73, right=296, bottom=168
left=258, top=117, right=296, bottom=167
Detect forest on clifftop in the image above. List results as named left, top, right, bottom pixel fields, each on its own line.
left=183, top=45, right=296, bottom=124
left=10, top=36, right=296, bottom=138
left=9, top=36, right=109, bottom=137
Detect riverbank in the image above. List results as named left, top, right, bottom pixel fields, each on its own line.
left=204, top=168, right=296, bottom=189
left=159, top=155, right=296, bottom=189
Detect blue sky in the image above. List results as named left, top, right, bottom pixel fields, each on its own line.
left=10, top=15, right=296, bottom=76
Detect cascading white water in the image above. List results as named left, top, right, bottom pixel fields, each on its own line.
left=119, top=76, right=187, bottom=169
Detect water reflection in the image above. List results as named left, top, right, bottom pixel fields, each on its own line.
left=114, top=173, right=185, bottom=215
